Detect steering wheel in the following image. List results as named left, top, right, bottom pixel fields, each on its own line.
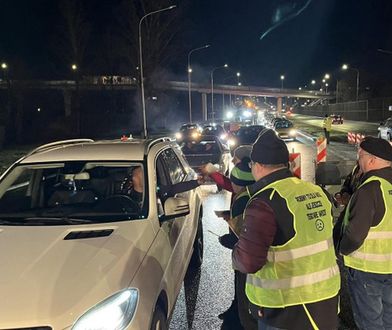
left=99, top=195, right=141, bottom=214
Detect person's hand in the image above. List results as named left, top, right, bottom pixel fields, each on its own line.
left=199, top=164, right=208, bottom=175
left=197, top=175, right=205, bottom=185
left=199, top=163, right=217, bottom=175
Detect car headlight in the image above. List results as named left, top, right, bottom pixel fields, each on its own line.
left=227, top=139, right=236, bottom=146
left=72, top=289, right=139, bottom=330
left=191, top=132, right=200, bottom=139
left=175, top=132, right=182, bottom=139
left=220, top=133, right=227, bottom=140
left=289, top=129, right=297, bottom=136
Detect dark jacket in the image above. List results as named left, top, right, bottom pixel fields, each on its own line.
left=339, top=166, right=392, bottom=255
left=232, top=168, right=338, bottom=330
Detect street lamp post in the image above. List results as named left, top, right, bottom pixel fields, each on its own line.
left=1, top=62, right=8, bottom=81
left=139, top=5, right=176, bottom=139
left=280, top=75, right=285, bottom=90
left=210, top=64, right=228, bottom=122
left=342, top=64, right=360, bottom=101
left=187, top=44, right=210, bottom=123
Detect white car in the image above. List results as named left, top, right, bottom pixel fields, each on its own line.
left=0, top=138, right=203, bottom=330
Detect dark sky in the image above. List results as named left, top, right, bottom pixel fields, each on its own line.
left=1, top=0, right=392, bottom=88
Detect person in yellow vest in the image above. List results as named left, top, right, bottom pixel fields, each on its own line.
left=339, top=136, right=392, bottom=330
left=232, top=129, right=340, bottom=330
left=322, top=114, right=332, bottom=144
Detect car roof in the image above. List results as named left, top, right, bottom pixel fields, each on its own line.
left=19, top=139, right=171, bottom=164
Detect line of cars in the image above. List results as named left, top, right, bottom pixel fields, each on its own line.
left=175, top=122, right=268, bottom=180
left=261, top=114, right=297, bottom=141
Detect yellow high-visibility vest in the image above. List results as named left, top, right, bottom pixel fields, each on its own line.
left=245, top=177, right=340, bottom=308
left=343, top=176, right=392, bottom=274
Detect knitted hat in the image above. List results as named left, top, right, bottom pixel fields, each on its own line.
left=233, top=145, right=252, bottom=161
left=250, top=129, right=289, bottom=164
left=360, top=136, right=392, bottom=161
left=230, top=157, right=255, bottom=186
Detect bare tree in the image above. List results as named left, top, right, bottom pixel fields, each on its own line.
left=114, top=0, right=189, bottom=91
left=55, top=0, right=91, bottom=70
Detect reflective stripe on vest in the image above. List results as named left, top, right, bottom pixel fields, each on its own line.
left=247, top=264, right=339, bottom=290
left=267, top=238, right=333, bottom=262
left=343, top=176, right=392, bottom=274
left=245, top=177, right=340, bottom=308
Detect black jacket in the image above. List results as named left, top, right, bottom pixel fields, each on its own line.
left=339, top=166, right=392, bottom=255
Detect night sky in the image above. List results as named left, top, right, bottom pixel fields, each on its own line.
left=1, top=0, right=392, bottom=88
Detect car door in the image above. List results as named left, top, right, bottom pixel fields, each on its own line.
left=156, top=148, right=191, bottom=293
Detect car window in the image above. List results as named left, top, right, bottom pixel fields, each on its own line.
left=275, top=121, right=293, bottom=129
left=0, top=162, right=145, bottom=224
left=160, top=148, right=186, bottom=184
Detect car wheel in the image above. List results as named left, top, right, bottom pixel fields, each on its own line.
left=150, top=305, right=168, bottom=330
left=189, top=210, right=203, bottom=269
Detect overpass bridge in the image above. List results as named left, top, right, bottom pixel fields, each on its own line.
left=0, top=77, right=333, bottom=119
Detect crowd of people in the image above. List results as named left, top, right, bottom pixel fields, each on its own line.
left=202, top=129, right=392, bottom=330
left=124, top=128, right=392, bottom=330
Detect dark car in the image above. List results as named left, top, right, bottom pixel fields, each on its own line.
left=228, top=125, right=265, bottom=152
left=331, top=114, right=343, bottom=124
left=378, top=117, right=392, bottom=141
left=202, top=124, right=228, bottom=142
left=175, top=123, right=202, bottom=142
left=273, top=119, right=297, bottom=140
left=180, top=135, right=231, bottom=178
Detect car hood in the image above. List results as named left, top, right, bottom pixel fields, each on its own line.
left=0, top=220, right=155, bottom=328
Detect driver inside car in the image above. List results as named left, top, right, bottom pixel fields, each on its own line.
left=122, top=166, right=144, bottom=206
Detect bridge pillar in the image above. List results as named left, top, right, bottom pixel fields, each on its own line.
left=202, top=93, right=207, bottom=121
left=277, top=97, right=282, bottom=114
left=63, top=89, right=72, bottom=117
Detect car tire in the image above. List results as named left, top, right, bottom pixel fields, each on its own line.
left=189, top=210, right=203, bottom=269
left=150, top=305, right=168, bottom=330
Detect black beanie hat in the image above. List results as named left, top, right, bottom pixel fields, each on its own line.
left=230, top=157, right=255, bottom=186
left=360, top=136, right=392, bottom=161
left=251, top=129, right=289, bottom=164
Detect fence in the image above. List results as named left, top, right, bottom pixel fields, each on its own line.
left=297, top=98, right=392, bottom=122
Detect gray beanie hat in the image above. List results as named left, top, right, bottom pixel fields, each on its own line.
left=233, top=145, right=252, bottom=160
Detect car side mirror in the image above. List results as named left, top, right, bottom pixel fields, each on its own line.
left=161, top=197, right=190, bottom=222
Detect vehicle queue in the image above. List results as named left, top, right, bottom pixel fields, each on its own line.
left=0, top=117, right=392, bottom=330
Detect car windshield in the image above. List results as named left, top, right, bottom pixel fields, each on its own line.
left=0, top=161, right=146, bottom=225
left=180, top=125, right=199, bottom=132
left=202, top=126, right=224, bottom=135
left=275, top=121, right=293, bottom=129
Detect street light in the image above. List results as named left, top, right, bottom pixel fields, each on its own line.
left=280, top=75, right=285, bottom=89
left=324, top=73, right=330, bottom=80
left=139, top=5, right=176, bottom=138
left=1, top=62, right=8, bottom=81
left=210, top=64, right=228, bottom=122
left=342, top=63, right=360, bottom=101
left=187, top=44, right=210, bottom=123
left=71, top=64, right=78, bottom=71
